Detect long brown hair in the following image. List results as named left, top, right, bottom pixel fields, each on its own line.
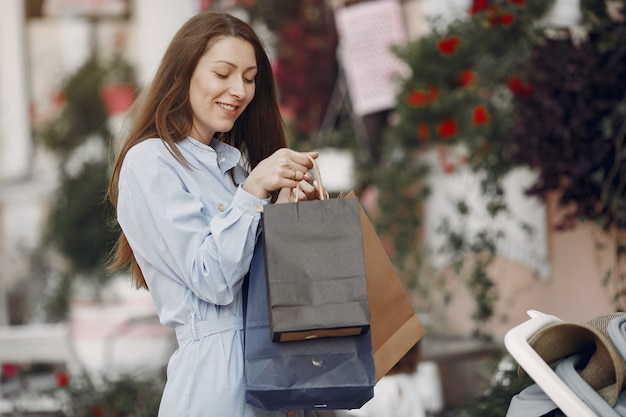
left=108, top=11, right=287, bottom=289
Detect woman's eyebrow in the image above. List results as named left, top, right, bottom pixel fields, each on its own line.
left=212, top=60, right=257, bottom=71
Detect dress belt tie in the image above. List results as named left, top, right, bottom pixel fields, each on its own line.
left=175, top=316, right=243, bottom=347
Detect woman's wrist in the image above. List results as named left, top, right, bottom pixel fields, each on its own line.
left=241, top=180, right=269, bottom=200
left=242, top=178, right=269, bottom=200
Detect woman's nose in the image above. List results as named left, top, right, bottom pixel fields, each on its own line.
left=229, top=78, right=246, bottom=99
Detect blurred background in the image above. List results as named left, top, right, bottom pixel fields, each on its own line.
left=1, top=0, right=625, bottom=415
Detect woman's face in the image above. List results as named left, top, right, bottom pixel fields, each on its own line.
left=189, top=36, right=257, bottom=144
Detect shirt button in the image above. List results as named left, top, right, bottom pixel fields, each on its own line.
left=286, top=412, right=296, bottom=417
left=217, top=203, right=225, bottom=212
left=254, top=204, right=263, bottom=213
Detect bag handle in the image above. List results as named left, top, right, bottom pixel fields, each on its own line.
left=292, top=155, right=330, bottom=202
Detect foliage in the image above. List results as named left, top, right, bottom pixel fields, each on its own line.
left=45, top=160, right=117, bottom=281
left=272, top=0, right=338, bottom=140
left=374, top=0, right=626, bottom=330
left=36, top=53, right=137, bottom=286
left=210, top=0, right=339, bottom=143
left=60, top=371, right=165, bottom=417
left=376, top=0, right=556, bottom=335
left=38, top=58, right=110, bottom=155
left=505, top=20, right=626, bottom=230
left=390, top=0, right=554, bottom=161
left=461, top=355, right=535, bottom=417
left=437, top=203, right=501, bottom=338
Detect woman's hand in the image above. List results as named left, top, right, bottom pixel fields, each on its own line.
left=275, top=179, right=320, bottom=204
left=243, top=149, right=318, bottom=199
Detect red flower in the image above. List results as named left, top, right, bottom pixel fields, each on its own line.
left=437, top=36, right=461, bottom=55
left=418, top=123, right=429, bottom=142
left=52, top=91, right=66, bottom=108
left=437, top=147, right=456, bottom=175
left=510, top=0, right=525, bottom=5
left=2, top=363, right=18, bottom=378
left=460, top=70, right=475, bottom=87
left=437, top=119, right=458, bottom=139
left=473, top=106, right=491, bottom=126
left=428, top=86, right=439, bottom=102
left=407, top=87, right=438, bottom=107
left=487, top=5, right=501, bottom=26
left=469, top=0, right=490, bottom=15
left=407, top=90, right=427, bottom=107
left=508, top=76, right=533, bottom=97
left=500, top=13, right=515, bottom=25
left=55, top=371, right=69, bottom=387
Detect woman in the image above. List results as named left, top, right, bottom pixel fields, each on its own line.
left=108, top=11, right=318, bottom=417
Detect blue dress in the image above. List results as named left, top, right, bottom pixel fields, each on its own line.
left=117, top=137, right=311, bottom=417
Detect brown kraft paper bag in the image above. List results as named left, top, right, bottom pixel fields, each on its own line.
left=348, top=193, right=426, bottom=380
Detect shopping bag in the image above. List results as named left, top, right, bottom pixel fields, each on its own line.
left=244, top=239, right=376, bottom=411
left=261, top=160, right=370, bottom=342
left=345, top=192, right=426, bottom=380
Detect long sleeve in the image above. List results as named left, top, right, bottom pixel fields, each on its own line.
left=116, top=138, right=269, bottom=325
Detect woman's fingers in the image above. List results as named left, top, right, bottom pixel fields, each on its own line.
left=298, top=179, right=316, bottom=198
left=275, top=187, right=293, bottom=204
left=244, top=149, right=320, bottom=198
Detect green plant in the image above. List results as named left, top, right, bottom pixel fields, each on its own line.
left=60, top=371, right=165, bottom=417
left=38, top=58, right=110, bottom=155
left=461, top=355, right=535, bottom=417
left=45, top=160, right=118, bottom=282
left=375, top=0, right=626, bottom=332
left=35, top=51, right=137, bottom=310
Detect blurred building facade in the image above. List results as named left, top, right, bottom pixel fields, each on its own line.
left=0, top=0, right=615, bottom=384
left=2, top=0, right=621, bottom=414
left=0, top=0, right=199, bottom=325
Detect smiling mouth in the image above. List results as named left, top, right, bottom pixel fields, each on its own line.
left=218, top=102, right=237, bottom=111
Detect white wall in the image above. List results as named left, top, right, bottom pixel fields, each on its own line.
left=0, top=0, right=35, bottom=325
left=0, top=0, right=200, bottom=325
left=133, top=0, right=198, bottom=84
left=0, top=0, right=32, bottom=181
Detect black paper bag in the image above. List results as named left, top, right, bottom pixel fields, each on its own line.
left=262, top=196, right=370, bottom=342
left=244, top=239, right=375, bottom=411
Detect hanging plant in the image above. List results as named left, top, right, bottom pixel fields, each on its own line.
left=375, top=0, right=626, bottom=327
left=37, top=51, right=138, bottom=285
left=37, top=58, right=110, bottom=154
left=371, top=0, right=553, bottom=337
left=505, top=21, right=626, bottom=230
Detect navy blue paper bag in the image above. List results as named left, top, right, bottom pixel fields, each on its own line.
left=244, top=239, right=375, bottom=411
